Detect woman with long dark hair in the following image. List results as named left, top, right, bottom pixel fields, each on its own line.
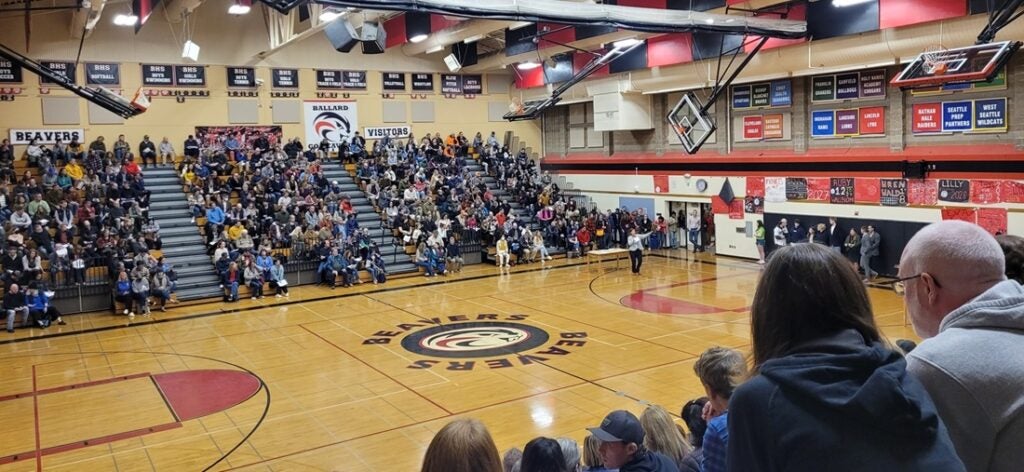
left=728, top=244, right=965, bottom=471
left=521, top=437, right=568, bottom=472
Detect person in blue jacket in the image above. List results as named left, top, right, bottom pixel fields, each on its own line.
left=26, top=282, right=65, bottom=327
left=727, top=243, right=965, bottom=472
left=113, top=270, right=133, bottom=315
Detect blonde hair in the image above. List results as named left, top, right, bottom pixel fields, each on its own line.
left=640, top=405, right=692, bottom=466
left=582, top=435, right=602, bottom=469
left=421, top=418, right=503, bottom=472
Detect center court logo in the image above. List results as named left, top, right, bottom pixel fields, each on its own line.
left=363, top=314, right=587, bottom=371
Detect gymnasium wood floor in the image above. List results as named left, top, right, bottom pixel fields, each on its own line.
left=0, top=250, right=915, bottom=471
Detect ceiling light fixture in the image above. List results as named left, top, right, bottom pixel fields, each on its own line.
left=613, top=38, right=642, bottom=48
left=228, top=0, right=252, bottom=15
left=409, top=34, right=429, bottom=43
left=113, top=13, right=138, bottom=26
left=517, top=61, right=541, bottom=70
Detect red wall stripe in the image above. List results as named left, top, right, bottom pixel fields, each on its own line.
left=618, top=0, right=668, bottom=7
left=384, top=14, right=406, bottom=49
left=515, top=66, right=546, bottom=89
left=573, top=51, right=610, bottom=78
left=880, top=0, right=966, bottom=29
left=647, top=33, right=694, bottom=68
left=538, top=22, right=576, bottom=49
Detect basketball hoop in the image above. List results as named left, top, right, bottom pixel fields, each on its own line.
left=922, top=45, right=949, bottom=75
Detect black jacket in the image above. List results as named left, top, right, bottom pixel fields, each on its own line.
left=620, top=451, right=679, bottom=472
left=828, top=223, right=845, bottom=247
left=727, top=329, right=965, bottom=472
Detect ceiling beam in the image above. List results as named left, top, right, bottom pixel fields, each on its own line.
left=401, top=19, right=528, bottom=56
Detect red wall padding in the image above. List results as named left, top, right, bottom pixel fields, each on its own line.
left=880, top=0, right=966, bottom=29
left=515, top=66, right=546, bottom=89
left=538, top=22, right=576, bottom=49
left=618, top=0, right=667, bottom=7
left=384, top=14, right=406, bottom=49
left=647, top=33, right=694, bottom=68
left=573, top=51, right=610, bottom=78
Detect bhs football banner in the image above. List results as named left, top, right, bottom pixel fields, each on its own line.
left=304, top=100, right=359, bottom=150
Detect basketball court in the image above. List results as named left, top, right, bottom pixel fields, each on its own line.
left=0, top=251, right=915, bottom=471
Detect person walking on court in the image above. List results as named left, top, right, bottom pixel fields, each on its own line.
left=899, top=221, right=1024, bottom=472
left=628, top=229, right=644, bottom=276
left=860, top=224, right=881, bottom=281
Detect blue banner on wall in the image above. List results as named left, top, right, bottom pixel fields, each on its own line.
left=732, top=85, right=751, bottom=108
left=770, top=80, right=792, bottom=107
left=619, top=197, right=656, bottom=219
left=974, top=98, right=1007, bottom=132
left=811, top=110, right=835, bottom=137
left=942, top=101, right=973, bottom=132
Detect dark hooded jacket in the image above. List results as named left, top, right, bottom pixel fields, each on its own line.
left=727, top=329, right=965, bottom=472
left=620, top=450, right=679, bottom=472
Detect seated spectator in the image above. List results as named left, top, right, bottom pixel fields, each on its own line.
left=901, top=221, right=1024, bottom=471
left=581, top=436, right=609, bottom=472
left=521, top=437, right=568, bottom=472
left=4, top=283, right=30, bottom=333
left=555, top=437, right=581, bottom=472
left=728, top=243, right=964, bottom=471
left=26, top=282, right=64, bottom=327
left=692, top=347, right=746, bottom=472
left=244, top=260, right=264, bottom=300
left=269, top=258, right=289, bottom=297
left=640, top=405, right=692, bottom=471
left=131, top=268, right=151, bottom=316
left=221, top=262, right=240, bottom=302
left=587, top=410, right=679, bottom=472
left=678, top=398, right=708, bottom=472
left=150, top=269, right=173, bottom=312
left=420, top=418, right=502, bottom=472
left=503, top=448, right=523, bottom=472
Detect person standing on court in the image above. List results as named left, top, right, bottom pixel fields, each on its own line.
left=899, top=221, right=1024, bottom=472
left=773, top=219, right=788, bottom=251
left=628, top=229, right=644, bottom=276
left=860, top=224, right=881, bottom=281
left=754, top=221, right=766, bottom=264
left=728, top=244, right=964, bottom=472
left=686, top=210, right=701, bottom=252
left=828, top=217, right=844, bottom=253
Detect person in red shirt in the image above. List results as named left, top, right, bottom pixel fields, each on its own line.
left=123, top=155, right=142, bottom=176
left=577, top=226, right=592, bottom=254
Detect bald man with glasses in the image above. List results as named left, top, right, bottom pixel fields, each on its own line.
left=896, top=220, right=1024, bottom=472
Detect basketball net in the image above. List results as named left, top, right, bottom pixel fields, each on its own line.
left=922, top=44, right=949, bottom=75
left=508, top=98, right=525, bottom=115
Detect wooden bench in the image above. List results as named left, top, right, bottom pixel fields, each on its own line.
left=586, top=248, right=630, bottom=269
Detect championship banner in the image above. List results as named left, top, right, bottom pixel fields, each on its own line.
left=304, top=100, right=359, bottom=149
left=194, top=126, right=282, bottom=150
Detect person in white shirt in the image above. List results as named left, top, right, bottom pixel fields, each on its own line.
left=773, top=218, right=789, bottom=249
left=686, top=210, right=702, bottom=252
left=159, top=137, right=175, bottom=166
left=628, top=229, right=644, bottom=275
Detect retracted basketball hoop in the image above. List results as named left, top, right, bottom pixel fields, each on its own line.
left=668, top=92, right=716, bottom=154
left=891, top=40, right=1021, bottom=89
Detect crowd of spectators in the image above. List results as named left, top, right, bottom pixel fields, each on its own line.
left=1, top=133, right=175, bottom=324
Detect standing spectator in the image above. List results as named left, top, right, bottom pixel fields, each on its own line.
left=860, top=224, right=881, bottom=281
left=844, top=227, right=862, bottom=271
left=628, top=229, right=644, bottom=276
left=521, top=437, right=568, bottom=472
left=900, top=221, right=1024, bottom=472
left=728, top=243, right=964, bottom=471
left=827, top=216, right=844, bottom=252
left=587, top=410, right=679, bottom=472
left=420, top=418, right=502, bottom=472
left=692, top=347, right=746, bottom=472
left=754, top=220, right=766, bottom=264
left=686, top=209, right=701, bottom=252
left=773, top=219, right=788, bottom=250
left=4, top=283, right=30, bottom=333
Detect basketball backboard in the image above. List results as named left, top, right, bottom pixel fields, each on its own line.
left=668, top=92, right=716, bottom=154
left=891, top=40, right=1021, bottom=89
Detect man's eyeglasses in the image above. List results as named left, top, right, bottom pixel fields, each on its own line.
left=886, top=273, right=941, bottom=296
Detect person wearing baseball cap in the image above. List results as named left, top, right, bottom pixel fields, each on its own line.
left=588, top=410, right=680, bottom=472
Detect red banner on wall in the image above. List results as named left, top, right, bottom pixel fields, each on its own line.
left=712, top=196, right=744, bottom=219
left=653, top=175, right=669, bottom=193
left=971, top=180, right=1003, bottom=204
left=746, top=176, right=765, bottom=197
left=977, top=208, right=1008, bottom=235
left=743, top=115, right=764, bottom=140
left=941, top=207, right=978, bottom=224
left=907, top=179, right=938, bottom=205
left=912, top=103, right=942, bottom=134
left=854, top=178, right=881, bottom=203
left=1002, top=180, right=1024, bottom=203
left=806, top=177, right=831, bottom=201
left=858, top=107, right=886, bottom=135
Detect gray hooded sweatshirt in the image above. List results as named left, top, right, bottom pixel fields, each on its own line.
left=906, top=280, right=1024, bottom=472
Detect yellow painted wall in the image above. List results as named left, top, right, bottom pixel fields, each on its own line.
left=0, top=3, right=540, bottom=151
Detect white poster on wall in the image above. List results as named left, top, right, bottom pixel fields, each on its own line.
left=9, top=128, right=84, bottom=145
left=303, top=100, right=358, bottom=150
left=363, top=126, right=411, bottom=140
left=765, top=177, right=787, bottom=203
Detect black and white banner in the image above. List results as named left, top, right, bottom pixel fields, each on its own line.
left=342, top=70, right=367, bottom=89
left=141, top=64, right=175, bottom=86
left=9, top=128, right=84, bottom=145
left=272, top=68, right=299, bottom=88
left=0, top=59, right=23, bottom=83
left=364, top=126, right=411, bottom=140
left=85, top=63, right=120, bottom=85
left=382, top=72, right=407, bottom=91
left=316, top=69, right=344, bottom=89
left=411, top=73, right=434, bottom=92
left=227, top=67, right=256, bottom=88
left=174, top=65, right=206, bottom=86
left=39, top=61, right=76, bottom=84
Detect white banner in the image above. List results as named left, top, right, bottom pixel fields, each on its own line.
left=304, top=100, right=358, bottom=150
left=9, top=128, right=85, bottom=145
left=363, top=126, right=411, bottom=140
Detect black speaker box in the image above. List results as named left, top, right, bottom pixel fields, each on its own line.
left=325, top=19, right=359, bottom=53
left=361, top=21, right=386, bottom=54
